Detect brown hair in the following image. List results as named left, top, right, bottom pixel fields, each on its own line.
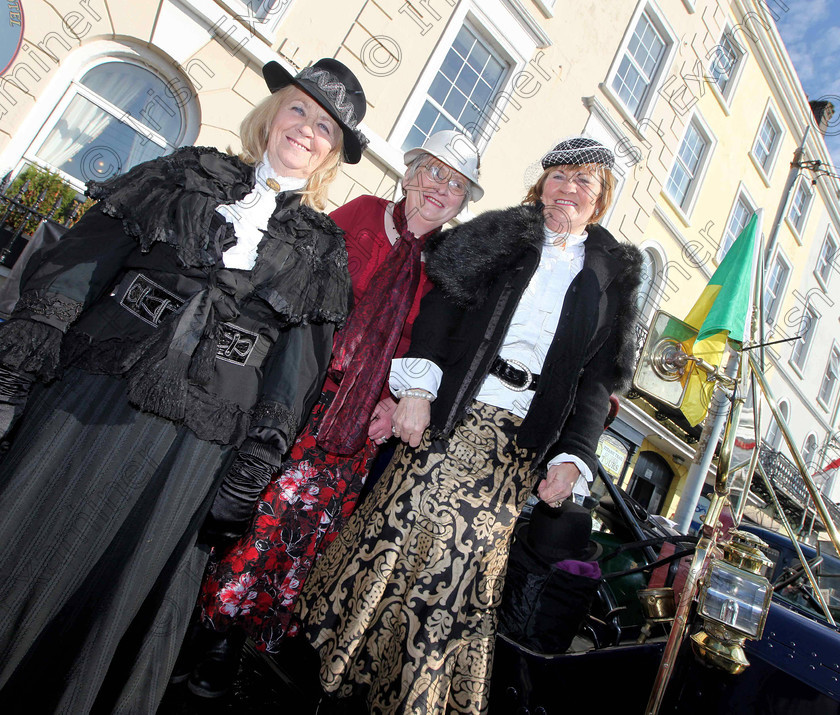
left=523, top=163, right=616, bottom=225
left=237, top=85, right=344, bottom=211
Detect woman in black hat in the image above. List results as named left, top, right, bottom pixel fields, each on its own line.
left=298, top=136, right=642, bottom=714
left=0, top=58, right=366, bottom=713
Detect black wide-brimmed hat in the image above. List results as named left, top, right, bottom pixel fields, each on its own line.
left=519, top=500, right=602, bottom=563
left=541, top=135, right=614, bottom=171
left=262, top=58, right=368, bottom=164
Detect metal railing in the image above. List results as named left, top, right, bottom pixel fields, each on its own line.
left=0, top=173, right=86, bottom=270
left=758, top=444, right=840, bottom=528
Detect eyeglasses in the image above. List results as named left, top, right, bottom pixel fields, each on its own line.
left=420, top=163, right=469, bottom=196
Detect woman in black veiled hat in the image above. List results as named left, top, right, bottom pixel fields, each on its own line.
left=0, top=58, right=367, bottom=713
left=299, top=136, right=642, bottom=714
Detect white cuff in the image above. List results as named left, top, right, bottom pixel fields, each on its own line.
left=390, top=358, right=442, bottom=399
left=548, top=453, right=592, bottom=484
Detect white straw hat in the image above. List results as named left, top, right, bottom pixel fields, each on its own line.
left=403, top=130, right=484, bottom=201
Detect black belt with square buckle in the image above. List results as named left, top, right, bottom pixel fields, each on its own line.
left=490, top=356, right=540, bottom=391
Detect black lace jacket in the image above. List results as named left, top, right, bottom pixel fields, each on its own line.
left=0, top=147, right=351, bottom=459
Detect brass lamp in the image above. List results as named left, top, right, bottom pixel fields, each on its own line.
left=690, top=530, right=774, bottom=674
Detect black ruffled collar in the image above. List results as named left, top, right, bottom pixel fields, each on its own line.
left=87, top=146, right=255, bottom=268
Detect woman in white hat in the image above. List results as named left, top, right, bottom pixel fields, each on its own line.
left=299, top=136, right=642, bottom=714
left=183, top=129, right=482, bottom=697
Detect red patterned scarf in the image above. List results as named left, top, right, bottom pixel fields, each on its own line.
left=317, top=199, right=435, bottom=455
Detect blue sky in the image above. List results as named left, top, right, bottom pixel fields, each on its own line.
left=774, top=0, right=840, bottom=166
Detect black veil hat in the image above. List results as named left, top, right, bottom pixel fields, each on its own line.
left=263, top=58, right=369, bottom=164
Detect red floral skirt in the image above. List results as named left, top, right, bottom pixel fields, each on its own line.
left=197, top=390, right=377, bottom=652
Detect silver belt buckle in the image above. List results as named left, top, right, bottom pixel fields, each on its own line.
left=216, top=322, right=260, bottom=366
left=500, top=358, right=532, bottom=392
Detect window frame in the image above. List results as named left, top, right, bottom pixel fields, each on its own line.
left=663, top=111, right=715, bottom=218
left=786, top=176, right=814, bottom=242
left=766, top=400, right=789, bottom=451
left=389, top=0, right=534, bottom=155
left=15, top=45, right=199, bottom=193
left=815, top=228, right=838, bottom=289
left=718, top=186, right=757, bottom=262
left=603, top=1, right=677, bottom=124
left=749, top=100, right=784, bottom=184
left=708, top=25, right=747, bottom=109
left=802, top=432, right=819, bottom=473
left=789, top=302, right=819, bottom=374
left=634, top=242, right=668, bottom=326
left=532, top=0, right=556, bottom=18
left=219, top=0, right=295, bottom=41
left=763, top=250, right=791, bottom=327
left=818, top=345, right=840, bottom=411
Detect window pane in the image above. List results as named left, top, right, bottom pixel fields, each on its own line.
left=820, top=350, right=840, bottom=405
left=466, top=42, right=491, bottom=75
left=612, top=57, right=645, bottom=115
left=634, top=16, right=665, bottom=77
left=442, top=86, right=469, bottom=120
left=430, top=113, right=456, bottom=135
left=666, top=121, right=706, bottom=207
left=721, top=196, right=751, bottom=256
left=766, top=402, right=788, bottom=450
left=763, top=257, right=789, bottom=322
left=711, top=34, right=741, bottom=95
left=803, top=435, right=818, bottom=470
left=817, top=233, right=837, bottom=283
left=788, top=180, right=812, bottom=231
left=81, top=62, right=183, bottom=140
left=243, top=0, right=290, bottom=22
left=635, top=250, right=657, bottom=321
left=612, top=12, right=665, bottom=117
left=37, top=94, right=167, bottom=183
left=402, top=24, right=509, bottom=151
left=791, top=307, right=816, bottom=369
left=754, top=114, right=778, bottom=169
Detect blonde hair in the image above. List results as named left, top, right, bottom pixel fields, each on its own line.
left=523, top=163, right=616, bottom=225
left=237, top=85, right=344, bottom=211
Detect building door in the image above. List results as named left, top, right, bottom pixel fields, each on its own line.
left=628, top=451, right=673, bottom=515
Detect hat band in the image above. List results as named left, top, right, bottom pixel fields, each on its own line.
left=298, top=66, right=358, bottom=128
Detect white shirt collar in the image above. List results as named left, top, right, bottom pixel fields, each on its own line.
left=542, top=226, right=587, bottom=256
left=255, top=152, right=307, bottom=194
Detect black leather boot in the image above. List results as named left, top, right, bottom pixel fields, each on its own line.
left=187, top=627, right=246, bottom=699
left=170, top=620, right=212, bottom=685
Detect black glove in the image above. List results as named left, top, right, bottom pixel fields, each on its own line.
left=200, top=452, right=276, bottom=546
left=0, top=366, right=35, bottom=439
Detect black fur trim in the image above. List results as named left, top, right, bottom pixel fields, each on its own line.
left=609, top=241, right=643, bottom=393
left=425, top=205, right=544, bottom=309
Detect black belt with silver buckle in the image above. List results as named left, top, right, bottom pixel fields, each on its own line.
left=490, top=356, right=540, bottom=392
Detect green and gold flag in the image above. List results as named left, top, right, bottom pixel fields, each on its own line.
left=680, top=213, right=759, bottom=425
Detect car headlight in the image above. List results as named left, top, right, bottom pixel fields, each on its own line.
left=690, top=530, right=774, bottom=674
left=697, top=559, right=772, bottom=638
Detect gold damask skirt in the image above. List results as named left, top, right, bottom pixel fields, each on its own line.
left=297, top=402, right=537, bottom=714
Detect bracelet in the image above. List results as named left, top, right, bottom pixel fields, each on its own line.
left=395, top=388, right=433, bottom=401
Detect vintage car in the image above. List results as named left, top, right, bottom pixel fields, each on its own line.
left=490, top=310, right=840, bottom=714
left=490, top=464, right=840, bottom=714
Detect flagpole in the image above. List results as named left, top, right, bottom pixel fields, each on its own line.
left=673, top=209, right=765, bottom=533
left=673, top=355, right=737, bottom=533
